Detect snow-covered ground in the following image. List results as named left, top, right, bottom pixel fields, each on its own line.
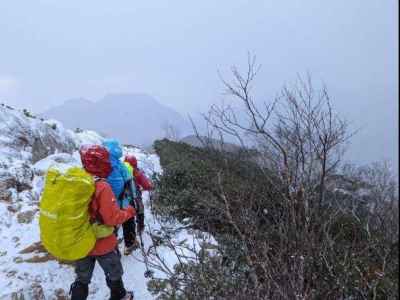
left=0, top=147, right=159, bottom=299
left=0, top=105, right=207, bottom=299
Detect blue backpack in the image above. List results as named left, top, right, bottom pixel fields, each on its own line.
left=102, top=139, right=136, bottom=208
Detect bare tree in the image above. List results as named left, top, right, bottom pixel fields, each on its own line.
left=197, top=55, right=355, bottom=297
left=148, top=56, right=399, bottom=299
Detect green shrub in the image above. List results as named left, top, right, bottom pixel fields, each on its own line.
left=23, top=108, right=36, bottom=118
left=150, top=139, right=399, bottom=299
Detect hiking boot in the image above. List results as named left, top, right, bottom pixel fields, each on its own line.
left=107, top=278, right=127, bottom=300
left=121, top=291, right=134, bottom=300
left=124, top=239, right=140, bottom=255
left=69, top=281, right=89, bottom=300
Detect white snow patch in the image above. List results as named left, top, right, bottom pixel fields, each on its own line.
left=74, top=130, right=104, bottom=147
left=33, top=153, right=81, bottom=176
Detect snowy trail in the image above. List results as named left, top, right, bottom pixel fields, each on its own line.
left=0, top=146, right=164, bottom=299
left=0, top=105, right=192, bottom=299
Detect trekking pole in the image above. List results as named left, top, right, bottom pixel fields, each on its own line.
left=149, top=190, right=154, bottom=213
left=138, top=231, right=154, bottom=278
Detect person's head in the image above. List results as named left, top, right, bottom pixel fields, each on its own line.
left=79, top=144, right=112, bottom=178
left=102, top=139, right=122, bottom=160
left=124, top=154, right=138, bottom=169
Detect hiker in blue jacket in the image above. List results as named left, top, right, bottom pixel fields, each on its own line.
left=102, top=139, right=139, bottom=255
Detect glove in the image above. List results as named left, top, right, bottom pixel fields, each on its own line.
left=136, top=213, right=145, bottom=233
left=126, top=205, right=136, bottom=218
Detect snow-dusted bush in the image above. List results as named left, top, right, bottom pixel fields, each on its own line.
left=149, top=60, right=399, bottom=300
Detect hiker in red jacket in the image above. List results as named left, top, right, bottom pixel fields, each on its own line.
left=125, top=154, right=153, bottom=192
left=70, top=145, right=135, bottom=300
left=123, top=154, right=153, bottom=253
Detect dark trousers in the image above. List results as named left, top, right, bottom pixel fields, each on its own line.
left=75, top=249, right=124, bottom=284
left=72, top=249, right=127, bottom=300
left=122, top=216, right=137, bottom=247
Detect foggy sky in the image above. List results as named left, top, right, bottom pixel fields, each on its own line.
left=0, top=0, right=398, bottom=168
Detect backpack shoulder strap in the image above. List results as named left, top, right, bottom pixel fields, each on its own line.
left=92, top=176, right=106, bottom=223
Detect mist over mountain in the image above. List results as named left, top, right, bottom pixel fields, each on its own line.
left=41, top=94, right=190, bottom=147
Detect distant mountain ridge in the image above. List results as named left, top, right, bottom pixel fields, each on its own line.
left=41, top=94, right=190, bottom=147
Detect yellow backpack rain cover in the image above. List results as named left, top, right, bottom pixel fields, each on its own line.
left=39, top=167, right=96, bottom=261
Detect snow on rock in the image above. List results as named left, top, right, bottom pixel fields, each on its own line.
left=0, top=105, right=203, bottom=299
left=0, top=105, right=76, bottom=164
left=74, top=130, right=104, bottom=147
left=33, top=153, right=81, bottom=176
left=0, top=105, right=104, bottom=204
left=0, top=106, right=106, bottom=298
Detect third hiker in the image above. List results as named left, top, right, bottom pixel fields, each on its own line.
left=124, top=154, right=154, bottom=249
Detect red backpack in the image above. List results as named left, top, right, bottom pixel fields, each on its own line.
left=79, top=145, right=112, bottom=178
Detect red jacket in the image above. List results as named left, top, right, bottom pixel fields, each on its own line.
left=134, top=169, right=153, bottom=191
left=88, top=180, right=135, bottom=256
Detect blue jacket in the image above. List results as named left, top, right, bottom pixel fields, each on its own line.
left=102, top=139, right=136, bottom=208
